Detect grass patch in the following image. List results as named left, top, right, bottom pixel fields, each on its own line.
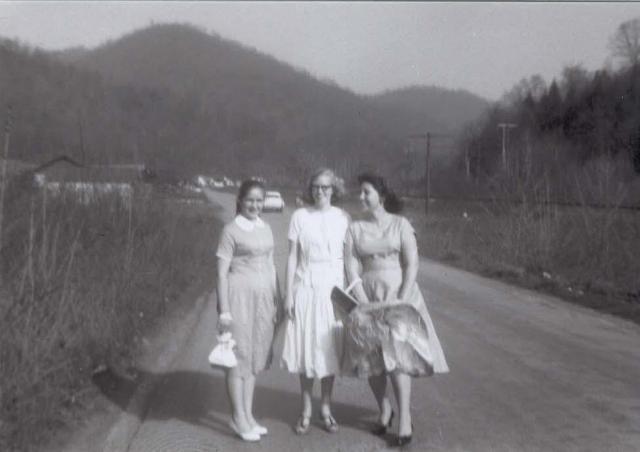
left=403, top=196, right=640, bottom=325
left=0, top=178, right=220, bottom=451
left=341, top=190, right=640, bottom=325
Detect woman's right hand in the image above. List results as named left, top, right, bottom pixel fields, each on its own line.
left=353, top=289, right=370, bottom=305
left=284, top=294, right=295, bottom=320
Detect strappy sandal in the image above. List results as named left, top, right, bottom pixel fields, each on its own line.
left=294, top=415, right=311, bottom=435
left=372, top=410, right=394, bottom=436
left=321, top=413, right=339, bottom=434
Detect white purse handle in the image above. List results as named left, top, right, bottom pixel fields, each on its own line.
left=344, top=278, right=362, bottom=294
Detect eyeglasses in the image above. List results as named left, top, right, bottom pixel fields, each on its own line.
left=311, top=184, right=332, bottom=192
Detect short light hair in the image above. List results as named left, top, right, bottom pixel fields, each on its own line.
left=303, top=167, right=345, bottom=205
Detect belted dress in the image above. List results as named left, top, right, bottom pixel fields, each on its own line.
left=280, top=206, right=350, bottom=378
left=216, top=215, right=279, bottom=377
left=342, top=215, right=449, bottom=377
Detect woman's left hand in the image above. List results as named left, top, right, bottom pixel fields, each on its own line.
left=217, top=312, right=233, bottom=333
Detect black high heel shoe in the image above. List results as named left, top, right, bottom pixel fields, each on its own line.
left=372, top=410, right=394, bottom=436
left=395, top=423, right=413, bottom=447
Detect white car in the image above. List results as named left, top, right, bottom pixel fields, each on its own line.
left=263, top=191, right=285, bottom=212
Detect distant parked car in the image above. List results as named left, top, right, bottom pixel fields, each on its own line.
left=263, top=191, right=285, bottom=212
left=195, top=175, right=208, bottom=188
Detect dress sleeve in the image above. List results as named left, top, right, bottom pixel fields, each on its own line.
left=342, top=210, right=352, bottom=233
left=345, top=223, right=359, bottom=258
left=216, top=225, right=235, bottom=261
left=288, top=209, right=302, bottom=242
left=399, top=217, right=417, bottom=249
left=266, top=223, right=276, bottom=261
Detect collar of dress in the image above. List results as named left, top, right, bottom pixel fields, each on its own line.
left=234, top=215, right=265, bottom=231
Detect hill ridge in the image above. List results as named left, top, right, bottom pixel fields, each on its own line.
left=0, top=23, right=489, bottom=184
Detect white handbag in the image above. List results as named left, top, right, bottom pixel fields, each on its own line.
left=208, top=332, right=238, bottom=368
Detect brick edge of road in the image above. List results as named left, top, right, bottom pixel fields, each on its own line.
left=101, top=293, right=211, bottom=452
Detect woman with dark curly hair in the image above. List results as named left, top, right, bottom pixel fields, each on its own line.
left=343, top=172, right=448, bottom=447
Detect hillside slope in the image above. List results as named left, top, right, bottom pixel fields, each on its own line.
left=0, top=23, right=489, bottom=183
left=72, top=24, right=488, bottom=179
left=372, top=86, right=489, bottom=136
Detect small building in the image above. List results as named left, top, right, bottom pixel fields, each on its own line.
left=0, top=158, right=35, bottom=177
left=32, top=156, right=145, bottom=204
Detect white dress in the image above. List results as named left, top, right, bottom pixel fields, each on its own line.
left=280, top=206, right=350, bottom=378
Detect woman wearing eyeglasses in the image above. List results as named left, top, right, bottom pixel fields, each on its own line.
left=280, top=168, right=350, bottom=435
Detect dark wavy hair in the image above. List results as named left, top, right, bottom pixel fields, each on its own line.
left=302, top=167, right=346, bottom=205
left=357, top=172, right=403, bottom=213
left=236, top=179, right=266, bottom=214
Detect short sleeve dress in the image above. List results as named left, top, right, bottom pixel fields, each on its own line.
left=343, top=215, right=449, bottom=377
left=280, top=206, right=350, bottom=378
left=216, top=216, right=279, bottom=377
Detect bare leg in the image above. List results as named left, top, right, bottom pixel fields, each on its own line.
left=369, top=374, right=393, bottom=424
left=225, top=369, right=251, bottom=432
left=242, top=374, right=259, bottom=428
left=390, top=371, right=412, bottom=436
left=320, top=375, right=338, bottom=432
left=292, top=374, right=314, bottom=434
left=319, top=375, right=335, bottom=417
left=299, top=374, right=314, bottom=418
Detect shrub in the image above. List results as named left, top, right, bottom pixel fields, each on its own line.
left=0, top=182, right=218, bottom=451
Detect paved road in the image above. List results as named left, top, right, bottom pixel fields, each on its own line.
left=125, top=190, right=640, bottom=452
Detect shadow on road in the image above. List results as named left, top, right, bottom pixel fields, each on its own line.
left=93, top=366, right=377, bottom=437
left=92, top=190, right=380, bottom=440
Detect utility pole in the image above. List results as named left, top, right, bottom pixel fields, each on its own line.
left=0, top=105, right=13, bottom=255
left=497, top=123, right=517, bottom=172
left=408, top=132, right=433, bottom=215
left=77, top=113, right=86, bottom=164
left=425, top=132, right=431, bottom=215
left=402, top=141, right=412, bottom=192
left=465, top=145, right=471, bottom=181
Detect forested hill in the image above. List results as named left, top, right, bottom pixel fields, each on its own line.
left=371, top=86, right=489, bottom=137
left=0, top=24, right=488, bottom=183
left=74, top=24, right=488, bottom=133
left=0, top=38, right=220, bottom=175
left=70, top=23, right=387, bottom=181
left=72, top=24, right=490, bottom=175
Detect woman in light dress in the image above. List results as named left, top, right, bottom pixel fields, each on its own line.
left=280, top=168, right=350, bottom=434
left=343, top=173, right=449, bottom=447
left=216, top=180, right=280, bottom=442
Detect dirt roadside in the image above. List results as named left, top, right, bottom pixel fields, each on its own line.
left=43, top=193, right=227, bottom=452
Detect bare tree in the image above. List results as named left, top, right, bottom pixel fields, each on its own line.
left=609, top=17, right=640, bottom=68
left=501, top=74, right=547, bottom=107
left=560, top=64, right=591, bottom=100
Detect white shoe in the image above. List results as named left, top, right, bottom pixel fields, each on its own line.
left=252, top=424, right=268, bottom=435
left=229, top=420, right=261, bottom=442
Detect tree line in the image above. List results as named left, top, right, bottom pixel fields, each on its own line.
left=460, top=18, right=640, bottom=189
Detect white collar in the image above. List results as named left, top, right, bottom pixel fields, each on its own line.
left=234, top=215, right=265, bottom=231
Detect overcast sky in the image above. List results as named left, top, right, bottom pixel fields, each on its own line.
left=1, top=2, right=639, bottom=100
